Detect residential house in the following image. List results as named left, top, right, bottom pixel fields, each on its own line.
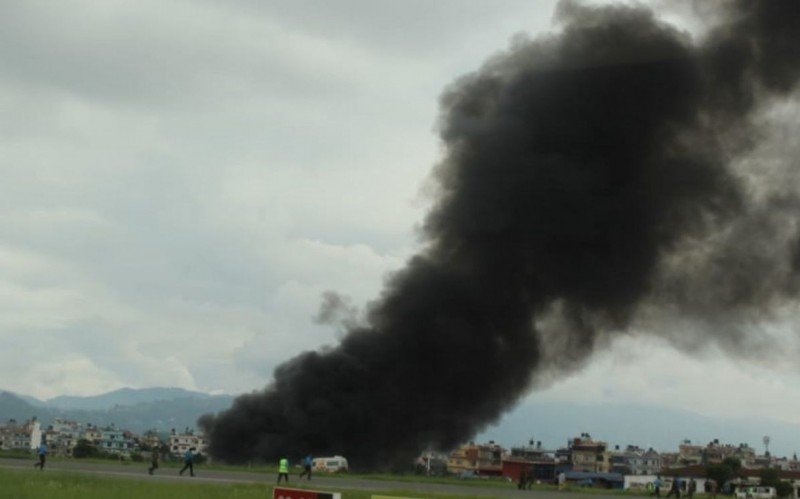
left=0, top=418, right=41, bottom=451
left=501, top=441, right=557, bottom=482
left=168, top=428, right=208, bottom=458
left=46, top=419, right=81, bottom=456
left=570, top=434, right=609, bottom=473
left=447, top=441, right=505, bottom=476
left=660, top=452, right=679, bottom=469
left=141, top=429, right=164, bottom=451
left=704, top=440, right=754, bottom=466
left=609, top=445, right=661, bottom=475
left=100, top=427, right=137, bottom=455
left=678, top=440, right=703, bottom=466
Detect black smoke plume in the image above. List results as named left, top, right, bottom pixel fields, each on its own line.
left=201, top=0, right=800, bottom=468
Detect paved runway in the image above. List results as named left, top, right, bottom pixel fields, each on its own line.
left=0, top=458, right=625, bottom=499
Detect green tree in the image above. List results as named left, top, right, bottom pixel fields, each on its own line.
left=72, top=439, right=99, bottom=459
left=706, top=463, right=734, bottom=488
left=722, top=457, right=742, bottom=473
left=759, top=467, right=793, bottom=498
left=706, top=458, right=742, bottom=491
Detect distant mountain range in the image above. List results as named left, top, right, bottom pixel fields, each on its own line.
left=4, top=388, right=798, bottom=458
left=0, top=387, right=235, bottom=434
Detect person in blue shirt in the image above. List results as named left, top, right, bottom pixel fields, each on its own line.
left=299, top=454, right=313, bottom=480
left=652, top=475, right=663, bottom=497
left=179, top=447, right=196, bottom=477
left=33, top=442, right=47, bottom=470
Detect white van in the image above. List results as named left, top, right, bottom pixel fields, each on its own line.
left=312, top=456, right=349, bottom=473
left=736, top=486, right=776, bottom=499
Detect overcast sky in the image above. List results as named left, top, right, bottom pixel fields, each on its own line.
left=3, top=0, right=800, bottom=449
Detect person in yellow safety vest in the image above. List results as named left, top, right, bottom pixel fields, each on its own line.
left=277, top=457, right=289, bottom=484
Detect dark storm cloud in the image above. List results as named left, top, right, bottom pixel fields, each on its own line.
left=201, top=0, right=800, bottom=469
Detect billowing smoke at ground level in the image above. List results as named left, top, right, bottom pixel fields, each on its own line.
left=200, top=0, right=800, bottom=469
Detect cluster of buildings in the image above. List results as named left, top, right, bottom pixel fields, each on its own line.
left=0, top=418, right=207, bottom=460
left=7, top=414, right=800, bottom=496
left=440, top=433, right=800, bottom=493
left=0, top=419, right=42, bottom=452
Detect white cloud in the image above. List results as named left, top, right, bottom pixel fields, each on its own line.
left=529, top=334, right=800, bottom=426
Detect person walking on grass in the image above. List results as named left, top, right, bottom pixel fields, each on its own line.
left=557, top=471, right=566, bottom=490
left=518, top=470, right=528, bottom=490
left=179, top=447, right=196, bottom=477
left=299, top=454, right=313, bottom=480
left=277, top=456, right=290, bottom=484
left=652, top=475, right=663, bottom=497
left=33, top=442, right=47, bottom=470
left=148, top=449, right=159, bottom=475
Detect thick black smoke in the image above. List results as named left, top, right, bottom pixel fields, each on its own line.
left=201, top=0, right=800, bottom=468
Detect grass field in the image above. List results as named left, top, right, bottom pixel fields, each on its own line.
left=0, top=467, right=492, bottom=499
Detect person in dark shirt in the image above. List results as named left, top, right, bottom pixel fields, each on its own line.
left=666, top=478, right=681, bottom=498
left=148, top=450, right=159, bottom=475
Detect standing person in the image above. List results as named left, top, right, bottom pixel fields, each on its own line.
left=277, top=456, right=289, bottom=484
left=666, top=478, right=681, bottom=498
left=299, top=454, right=313, bottom=480
left=688, top=478, right=696, bottom=499
left=33, top=442, right=47, bottom=470
left=179, top=447, right=195, bottom=477
left=518, top=470, right=527, bottom=490
left=652, top=475, right=663, bottom=497
left=709, top=479, right=718, bottom=499
left=148, top=449, right=160, bottom=475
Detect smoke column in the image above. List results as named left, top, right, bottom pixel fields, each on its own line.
left=201, top=0, right=800, bottom=468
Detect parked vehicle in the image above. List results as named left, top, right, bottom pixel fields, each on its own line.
left=735, top=486, right=776, bottom=499
left=457, top=470, right=478, bottom=480
left=312, top=456, right=349, bottom=473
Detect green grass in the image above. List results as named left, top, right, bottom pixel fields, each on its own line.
left=0, top=468, right=498, bottom=499
left=0, top=456, right=661, bottom=498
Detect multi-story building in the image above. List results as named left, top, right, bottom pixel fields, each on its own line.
left=660, top=452, right=679, bottom=469
left=704, top=440, right=754, bottom=465
left=447, top=441, right=506, bottom=476
left=735, top=444, right=757, bottom=465
left=678, top=440, right=704, bottom=466
left=0, top=418, right=41, bottom=451
left=510, top=441, right=548, bottom=461
left=502, top=441, right=557, bottom=483
left=609, top=445, right=661, bottom=475
left=168, top=428, right=208, bottom=458
left=99, top=427, right=137, bottom=455
left=570, top=434, right=608, bottom=473
left=141, top=429, right=164, bottom=451
left=81, top=425, right=103, bottom=445
left=45, top=419, right=81, bottom=456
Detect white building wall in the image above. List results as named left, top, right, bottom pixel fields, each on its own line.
left=29, top=421, right=41, bottom=449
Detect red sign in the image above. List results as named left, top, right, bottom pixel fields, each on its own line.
left=273, top=487, right=340, bottom=499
